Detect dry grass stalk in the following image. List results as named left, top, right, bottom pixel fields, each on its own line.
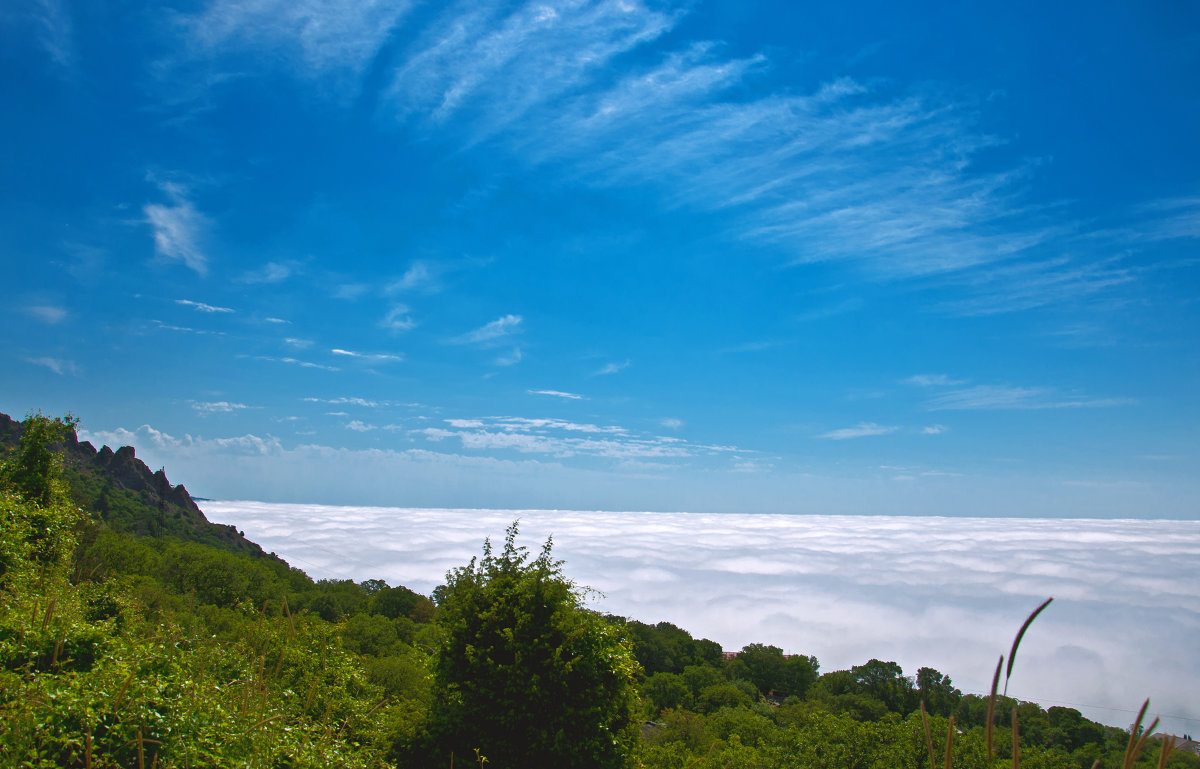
left=1121, top=699, right=1160, bottom=769
left=943, top=716, right=955, bottom=769
left=1158, top=734, right=1176, bottom=769
left=40, top=598, right=56, bottom=631
left=1004, top=598, right=1053, bottom=696
left=986, top=655, right=1003, bottom=760
left=302, top=680, right=318, bottom=714
left=921, top=701, right=937, bottom=769
left=112, top=671, right=134, bottom=711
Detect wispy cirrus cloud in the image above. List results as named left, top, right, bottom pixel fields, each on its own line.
left=304, top=396, right=385, bottom=408
left=385, top=261, right=438, bottom=293
left=192, top=400, right=249, bottom=413
left=181, top=0, right=415, bottom=84
left=254, top=355, right=339, bottom=371
left=28, top=0, right=75, bottom=70
left=494, top=347, right=523, bottom=366
left=144, top=181, right=210, bottom=275
left=451, top=313, right=522, bottom=344
left=162, top=0, right=1198, bottom=317
left=25, top=304, right=68, bottom=324
left=528, top=389, right=584, bottom=400
left=903, top=375, right=1135, bottom=411
left=26, top=356, right=78, bottom=376
left=238, top=261, right=295, bottom=284
left=413, top=413, right=739, bottom=462
left=151, top=320, right=225, bottom=336
left=903, top=374, right=966, bottom=387
left=176, top=299, right=234, bottom=313
left=330, top=348, right=403, bottom=363
left=594, top=359, right=630, bottom=376
left=923, top=385, right=1135, bottom=411
left=375, top=0, right=1166, bottom=313
left=818, top=422, right=899, bottom=440
left=387, top=0, right=677, bottom=134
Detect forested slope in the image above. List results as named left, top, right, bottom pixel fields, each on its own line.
left=1, top=411, right=1192, bottom=768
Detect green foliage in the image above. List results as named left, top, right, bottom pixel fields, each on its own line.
left=0, top=513, right=395, bottom=768
left=734, top=642, right=819, bottom=699
left=643, top=671, right=692, bottom=713
left=0, top=412, right=77, bottom=509
left=427, top=522, right=641, bottom=769
left=3, top=410, right=1185, bottom=769
left=0, top=413, right=83, bottom=577
left=626, top=619, right=722, bottom=674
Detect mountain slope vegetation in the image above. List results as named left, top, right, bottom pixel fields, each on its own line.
left=0, top=411, right=1192, bottom=768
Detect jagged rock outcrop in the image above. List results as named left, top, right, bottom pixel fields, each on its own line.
left=0, top=411, right=275, bottom=559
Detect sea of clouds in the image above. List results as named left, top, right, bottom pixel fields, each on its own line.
left=203, top=502, right=1199, bottom=736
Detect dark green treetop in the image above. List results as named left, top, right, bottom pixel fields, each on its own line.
left=427, top=522, right=641, bottom=768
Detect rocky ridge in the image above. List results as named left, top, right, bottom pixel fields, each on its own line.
left=0, top=411, right=274, bottom=559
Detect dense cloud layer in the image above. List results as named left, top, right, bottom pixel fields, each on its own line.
left=204, top=502, right=1200, bottom=736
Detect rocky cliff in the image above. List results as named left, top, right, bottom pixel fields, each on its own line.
left=0, top=411, right=275, bottom=559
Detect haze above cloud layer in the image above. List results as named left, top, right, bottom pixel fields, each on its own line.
left=204, top=501, right=1200, bottom=737
left=2, top=2, right=1199, bottom=510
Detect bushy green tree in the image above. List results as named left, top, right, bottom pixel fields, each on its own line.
left=0, top=412, right=82, bottom=575
left=427, top=522, right=640, bottom=768
left=0, top=411, right=77, bottom=508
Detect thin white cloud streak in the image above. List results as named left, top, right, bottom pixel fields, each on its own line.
left=181, top=0, right=415, bottom=83
left=924, top=385, right=1136, bottom=411
left=387, top=0, right=677, bottom=137
left=451, top=314, right=522, bottom=344
left=151, top=320, right=224, bottom=336
left=176, top=299, right=235, bottom=313
left=81, top=426, right=284, bottom=458
left=26, top=356, right=78, bottom=376
left=412, top=414, right=739, bottom=461
left=238, top=261, right=293, bottom=284
left=330, top=348, right=403, bottom=363
left=192, top=401, right=249, bottom=413
left=386, top=261, right=436, bottom=293
left=819, top=422, right=898, bottom=440
left=904, top=374, right=966, bottom=387
left=528, top=389, right=584, bottom=400
left=25, top=304, right=68, bottom=324
left=304, top=396, right=403, bottom=408
left=201, top=502, right=1200, bottom=737
left=381, top=305, right=416, bottom=332
left=494, top=347, right=523, bottom=366
left=144, top=183, right=210, bottom=275
left=594, top=359, right=630, bottom=376
left=30, top=0, right=74, bottom=70
left=254, top=355, right=339, bottom=371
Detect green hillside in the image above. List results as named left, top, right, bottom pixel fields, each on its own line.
left=1, top=411, right=1193, bottom=768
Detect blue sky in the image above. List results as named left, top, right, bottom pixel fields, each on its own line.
left=2, top=0, right=1198, bottom=516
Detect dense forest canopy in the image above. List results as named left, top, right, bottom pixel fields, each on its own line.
left=1, top=412, right=1194, bottom=768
